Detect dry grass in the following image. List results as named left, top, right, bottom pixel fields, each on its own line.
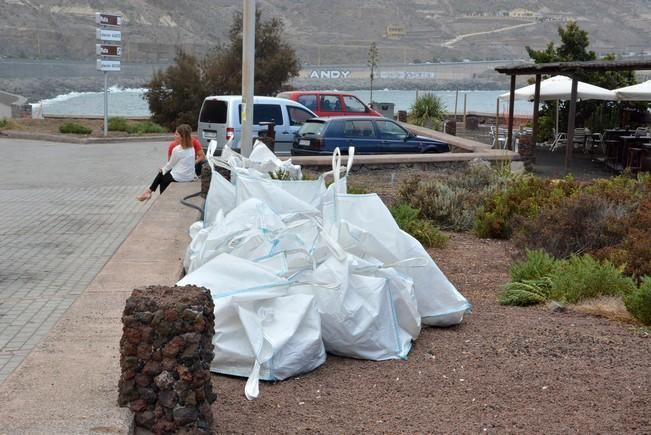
left=0, top=118, right=27, bottom=130
left=570, top=296, right=636, bottom=324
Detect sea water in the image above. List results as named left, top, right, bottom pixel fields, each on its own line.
left=34, top=87, right=534, bottom=117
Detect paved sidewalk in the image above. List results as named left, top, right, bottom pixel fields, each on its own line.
left=0, top=138, right=172, bottom=383
left=0, top=181, right=201, bottom=434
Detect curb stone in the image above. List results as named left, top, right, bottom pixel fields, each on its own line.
left=0, top=130, right=172, bottom=144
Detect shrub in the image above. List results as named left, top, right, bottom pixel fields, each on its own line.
left=625, top=277, right=651, bottom=325
left=398, top=162, right=508, bottom=232
left=108, top=117, right=129, bottom=132
left=584, top=174, right=650, bottom=205
left=408, top=92, right=445, bottom=129
left=512, top=192, right=632, bottom=258
left=59, top=122, right=92, bottom=134
left=390, top=203, right=447, bottom=248
left=268, top=168, right=294, bottom=180
left=612, top=199, right=651, bottom=279
left=474, top=175, right=579, bottom=239
left=347, top=185, right=369, bottom=194
left=550, top=255, right=636, bottom=304
left=511, top=249, right=557, bottom=282
left=499, top=277, right=553, bottom=306
left=126, top=121, right=166, bottom=134
left=0, top=118, right=7, bottom=128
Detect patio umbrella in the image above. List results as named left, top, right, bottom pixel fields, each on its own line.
left=498, top=75, right=617, bottom=101
left=613, top=80, right=651, bottom=101
left=496, top=75, right=616, bottom=145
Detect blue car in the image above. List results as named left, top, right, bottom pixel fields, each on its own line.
left=291, top=116, right=449, bottom=155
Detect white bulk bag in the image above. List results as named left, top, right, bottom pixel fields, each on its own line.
left=248, top=140, right=302, bottom=180
left=178, top=254, right=326, bottom=400
left=203, top=170, right=236, bottom=227
left=324, top=193, right=471, bottom=326
left=292, top=254, right=420, bottom=361
left=235, top=173, right=321, bottom=217
left=188, top=199, right=287, bottom=273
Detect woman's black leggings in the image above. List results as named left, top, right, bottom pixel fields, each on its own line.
left=149, top=171, right=176, bottom=194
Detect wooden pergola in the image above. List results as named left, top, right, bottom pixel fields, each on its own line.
left=495, top=59, right=651, bottom=172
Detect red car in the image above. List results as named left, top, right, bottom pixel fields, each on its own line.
left=276, top=91, right=382, bottom=118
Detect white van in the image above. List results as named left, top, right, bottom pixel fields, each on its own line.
left=197, top=95, right=317, bottom=155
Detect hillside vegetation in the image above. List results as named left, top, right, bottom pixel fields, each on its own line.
left=1, top=0, right=650, bottom=64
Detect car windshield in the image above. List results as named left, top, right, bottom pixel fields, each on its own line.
left=298, top=120, right=326, bottom=136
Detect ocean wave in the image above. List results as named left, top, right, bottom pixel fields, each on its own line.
left=34, top=86, right=147, bottom=107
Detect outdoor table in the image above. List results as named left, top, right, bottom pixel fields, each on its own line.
left=642, top=143, right=651, bottom=171
left=619, top=136, right=651, bottom=170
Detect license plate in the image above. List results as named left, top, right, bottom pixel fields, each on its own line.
left=203, top=131, right=217, bottom=139
left=299, top=139, right=310, bottom=146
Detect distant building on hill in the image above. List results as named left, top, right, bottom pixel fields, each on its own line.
left=510, top=8, right=536, bottom=17
left=385, top=25, right=406, bottom=40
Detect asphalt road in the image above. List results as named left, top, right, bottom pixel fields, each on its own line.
left=0, top=138, right=169, bottom=383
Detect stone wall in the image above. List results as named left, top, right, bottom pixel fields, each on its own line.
left=118, top=285, right=216, bottom=434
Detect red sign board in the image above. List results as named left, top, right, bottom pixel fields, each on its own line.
left=95, top=12, right=122, bottom=27
left=96, top=44, right=121, bottom=57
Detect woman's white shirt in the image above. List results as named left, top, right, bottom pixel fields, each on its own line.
left=162, top=145, right=195, bottom=182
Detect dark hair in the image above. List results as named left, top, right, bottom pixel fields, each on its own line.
left=176, top=124, right=192, bottom=149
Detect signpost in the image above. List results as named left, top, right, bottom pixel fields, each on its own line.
left=95, top=12, right=122, bottom=136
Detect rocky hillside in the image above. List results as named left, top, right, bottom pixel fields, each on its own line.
left=1, top=0, right=650, bottom=64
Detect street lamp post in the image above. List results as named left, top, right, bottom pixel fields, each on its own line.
left=240, top=0, right=256, bottom=157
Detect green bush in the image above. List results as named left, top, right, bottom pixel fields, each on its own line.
left=347, top=185, right=369, bottom=194
left=59, top=123, right=92, bottom=134
left=108, top=117, right=129, bottom=132
left=126, top=121, right=166, bottom=134
left=499, top=277, right=553, bottom=306
left=550, top=255, right=636, bottom=304
left=512, top=192, right=632, bottom=259
left=390, top=203, right=447, bottom=248
left=474, top=175, right=580, bottom=239
left=398, top=162, right=509, bottom=232
left=625, top=277, right=651, bottom=325
left=511, top=249, right=557, bottom=282
left=408, top=92, right=445, bottom=129
left=268, top=168, right=294, bottom=180
left=0, top=118, right=7, bottom=128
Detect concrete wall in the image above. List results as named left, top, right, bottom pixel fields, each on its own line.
left=0, top=90, right=29, bottom=119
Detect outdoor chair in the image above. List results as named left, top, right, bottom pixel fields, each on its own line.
left=489, top=126, right=507, bottom=149
left=572, top=127, right=591, bottom=152
left=490, top=126, right=519, bottom=151
left=550, top=128, right=591, bottom=153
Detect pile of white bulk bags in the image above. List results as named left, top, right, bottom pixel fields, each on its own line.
left=179, top=140, right=470, bottom=399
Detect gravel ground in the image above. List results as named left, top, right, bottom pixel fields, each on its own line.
left=210, top=232, right=650, bottom=434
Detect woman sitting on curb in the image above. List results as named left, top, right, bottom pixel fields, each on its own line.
left=166, top=129, right=206, bottom=176
left=137, top=124, right=196, bottom=201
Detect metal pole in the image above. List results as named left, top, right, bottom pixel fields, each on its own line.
left=495, top=98, right=499, bottom=135
left=555, top=99, right=559, bottom=137
left=103, top=71, right=108, bottom=137
left=564, top=77, right=578, bottom=173
left=463, top=94, right=467, bottom=124
left=532, top=73, right=541, bottom=149
left=240, top=0, right=256, bottom=157
left=507, top=74, right=516, bottom=150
